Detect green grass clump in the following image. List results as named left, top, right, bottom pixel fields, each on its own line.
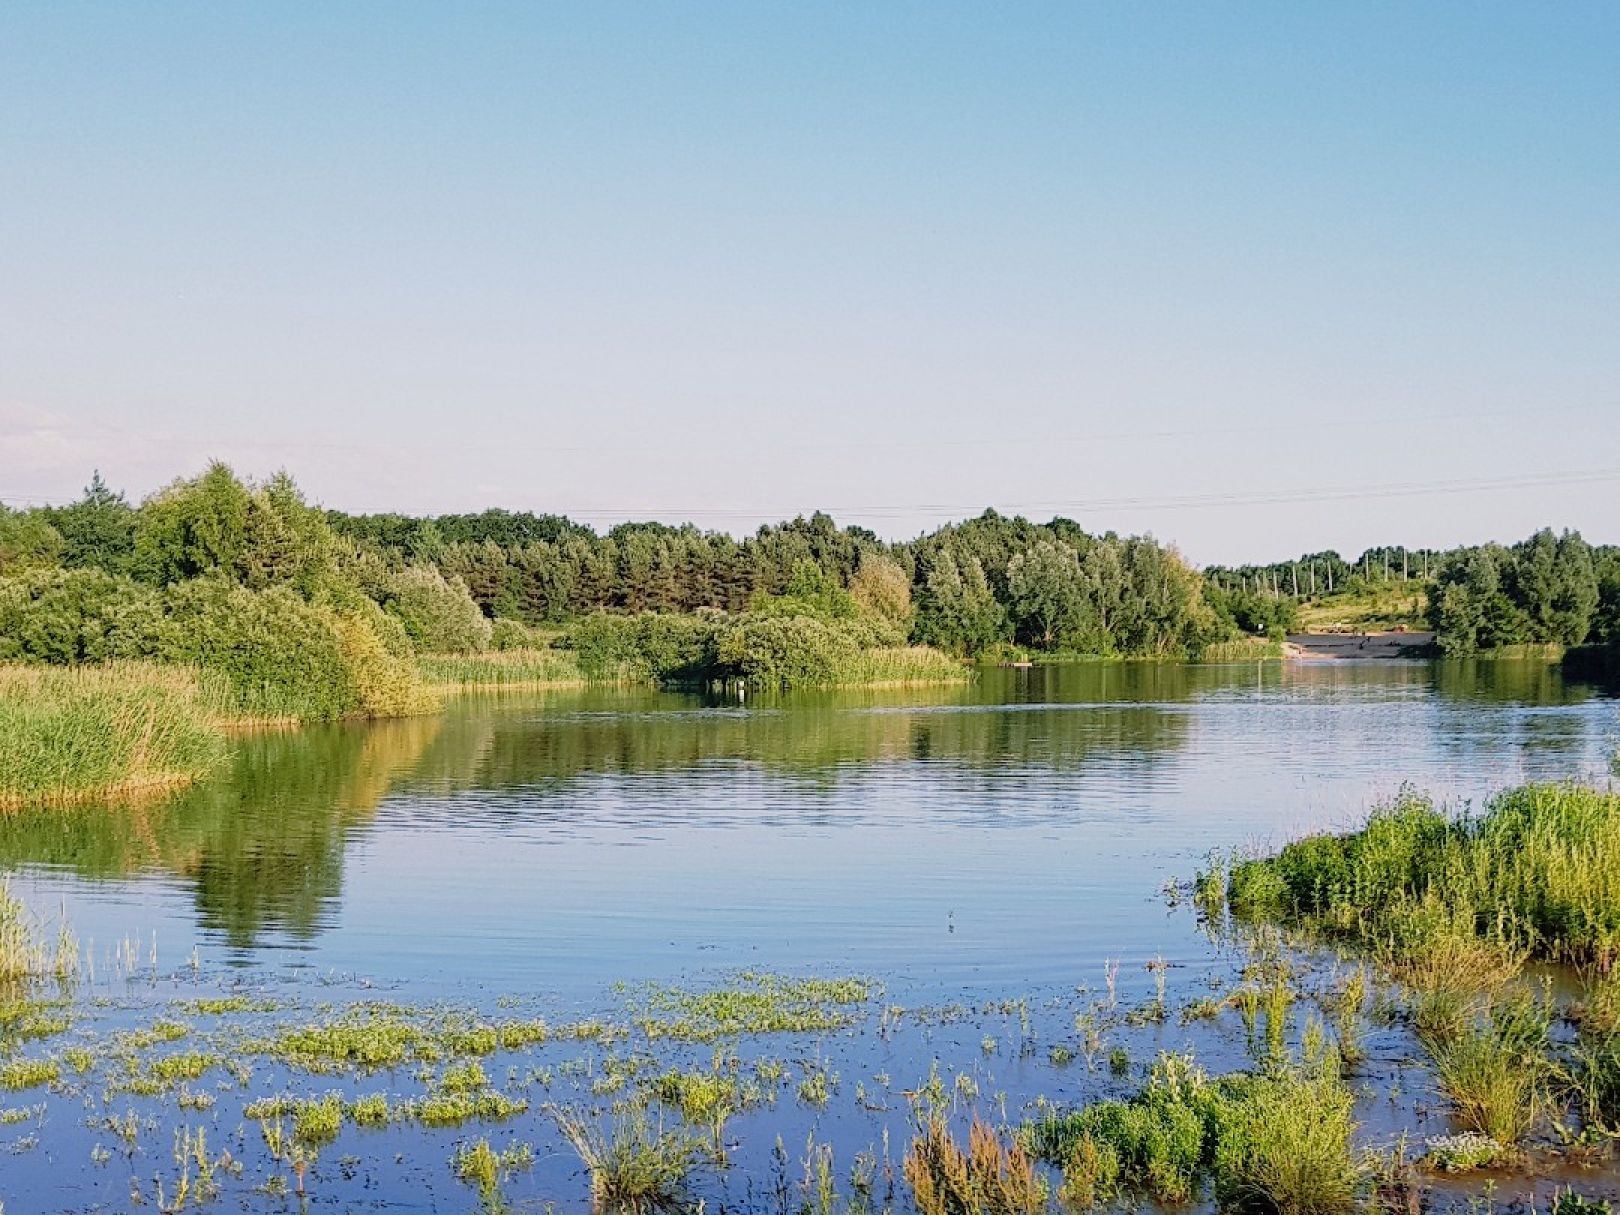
left=1420, top=991, right=1550, bottom=1147
left=653, top=1066, right=749, bottom=1154
left=147, top=1051, right=219, bottom=1084
left=410, top=1088, right=528, bottom=1127
left=292, top=1093, right=344, bottom=1144
left=0, top=997, right=70, bottom=1041
left=1552, top=1191, right=1615, bottom=1215
left=257, top=1014, right=421, bottom=1069
left=1024, top=1051, right=1359, bottom=1215
left=0, top=662, right=227, bottom=808
left=0, top=1057, right=60, bottom=1090
left=549, top=1103, right=701, bottom=1215
left=452, top=1136, right=535, bottom=1196
left=1220, top=784, right=1620, bottom=969
left=348, top=1092, right=393, bottom=1126
left=440, top=1060, right=489, bottom=1093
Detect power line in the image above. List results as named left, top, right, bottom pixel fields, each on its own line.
left=7, top=467, right=1618, bottom=523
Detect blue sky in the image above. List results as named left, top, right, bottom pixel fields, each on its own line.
left=1, top=2, right=1616, bottom=563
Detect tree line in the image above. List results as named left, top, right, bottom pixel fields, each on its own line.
left=5, top=467, right=1615, bottom=664
left=1206, top=531, right=1620, bottom=654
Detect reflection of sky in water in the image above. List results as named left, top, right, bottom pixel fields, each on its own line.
left=6, top=662, right=1617, bottom=999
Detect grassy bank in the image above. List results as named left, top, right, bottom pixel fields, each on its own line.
left=0, top=663, right=229, bottom=810
left=1218, top=783, right=1620, bottom=967
left=1296, top=584, right=1429, bottom=632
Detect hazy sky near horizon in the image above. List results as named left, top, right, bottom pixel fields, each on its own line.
left=2, top=3, right=1617, bottom=565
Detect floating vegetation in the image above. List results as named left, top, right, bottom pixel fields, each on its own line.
left=0, top=1058, right=59, bottom=1091
left=635, top=973, right=873, bottom=1042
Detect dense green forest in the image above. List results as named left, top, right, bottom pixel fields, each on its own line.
left=5, top=466, right=1619, bottom=681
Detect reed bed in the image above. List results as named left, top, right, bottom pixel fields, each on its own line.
left=824, top=646, right=971, bottom=687
left=0, top=663, right=228, bottom=810
left=1221, top=784, right=1620, bottom=968
left=1198, top=637, right=1284, bottom=663
left=416, top=647, right=631, bottom=690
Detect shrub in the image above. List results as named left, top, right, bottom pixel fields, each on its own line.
left=715, top=615, right=861, bottom=688
left=0, top=569, right=172, bottom=663
left=163, top=581, right=434, bottom=722
left=370, top=565, right=492, bottom=653
left=489, top=617, right=545, bottom=650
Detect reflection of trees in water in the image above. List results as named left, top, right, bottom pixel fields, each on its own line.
left=3, top=659, right=1597, bottom=949
left=0, top=715, right=441, bottom=948
left=402, top=673, right=1195, bottom=795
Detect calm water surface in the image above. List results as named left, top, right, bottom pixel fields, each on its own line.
left=6, top=660, right=1616, bottom=999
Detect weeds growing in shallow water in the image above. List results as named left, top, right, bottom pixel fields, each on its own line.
left=548, top=1102, right=702, bottom=1215
left=904, top=1115, right=1046, bottom=1215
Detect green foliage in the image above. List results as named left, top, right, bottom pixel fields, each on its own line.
left=0, top=508, right=65, bottom=575
left=1024, top=1052, right=1358, bottom=1215
left=355, top=560, right=492, bottom=653
left=1430, top=531, right=1600, bottom=654
left=914, top=550, right=1008, bottom=656
left=0, top=663, right=227, bottom=808
left=848, top=553, right=913, bottom=631
left=1220, top=784, right=1620, bottom=968
left=166, top=581, right=434, bottom=721
left=0, top=569, right=172, bottom=663
left=41, top=472, right=137, bottom=572
left=567, top=612, right=717, bottom=682
left=751, top=560, right=861, bottom=623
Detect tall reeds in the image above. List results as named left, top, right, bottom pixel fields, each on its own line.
left=0, top=662, right=227, bottom=809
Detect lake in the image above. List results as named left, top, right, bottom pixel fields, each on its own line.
left=1, top=658, right=1617, bottom=1211
left=7, top=659, right=1614, bottom=996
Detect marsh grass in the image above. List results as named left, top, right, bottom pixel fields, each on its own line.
left=0, top=663, right=228, bottom=809
left=418, top=648, right=614, bottom=690
left=822, top=647, right=970, bottom=688
left=1421, top=992, right=1551, bottom=1147
left=548, top=1103, right=702, bottom=1215
left=1221, top=784, right=1620, bottom=969
left=904, top=1115, right=1046, bottom=1215
left=1024, top=1050, right=1358, bottom=1215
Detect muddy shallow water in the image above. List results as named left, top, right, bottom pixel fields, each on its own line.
left=2, top=659, right=1617, bottom=1211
